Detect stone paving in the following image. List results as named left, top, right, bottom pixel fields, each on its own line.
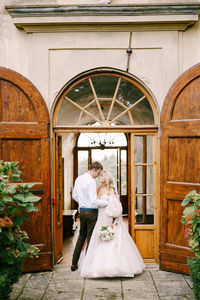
left=10, top=264, right=195, bottom=300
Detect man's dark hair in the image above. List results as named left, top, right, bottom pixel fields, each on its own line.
left=89, top=161, right=103, bottom=171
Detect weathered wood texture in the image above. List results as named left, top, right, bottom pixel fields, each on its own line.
left=160, top=63, right=200, bottom=274
left=0, top=67, right=52, bottom=272
left=53, top=134, right=63, bottom=264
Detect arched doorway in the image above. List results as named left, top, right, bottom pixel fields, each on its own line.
left=160, top=63, right=200, bottom=274
left=52, top=68, right=159, bottom=264
left=0, top=67, right=51, bottom=272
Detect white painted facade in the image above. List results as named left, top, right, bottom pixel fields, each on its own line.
left=1, top=0, right=200, bottom=209
left=1, top=1, right=200, bottom=112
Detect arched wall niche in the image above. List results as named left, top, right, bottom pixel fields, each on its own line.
left=51, top=67, right=160, bottom=128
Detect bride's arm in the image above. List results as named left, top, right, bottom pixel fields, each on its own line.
left=106, top=193, right=122, bottom=218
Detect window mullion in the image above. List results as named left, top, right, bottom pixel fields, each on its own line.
left=65, top=96, right=101, bottom=123
left=107, top=77, right=121, bottom=121
left=111, top=95, right=146, bottom=124
left=89, top=78, right=105, bottom=121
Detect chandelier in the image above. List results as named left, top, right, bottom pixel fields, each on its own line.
left=90, top=136, right=114, bottom=150
left=78, top=132, right=127, bottom=149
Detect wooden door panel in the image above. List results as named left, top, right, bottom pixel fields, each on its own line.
left=1, top=80, right=37, bottom=122
left=1, top=139, right=42, bottom=181
left=168, top=137, right=200, bottom=183
left=166, top=199, right=188, bottom=247
left=166, top=183, right=200, bottom=200
left=0, top=67, right=52, bottom=272
left=160, top=254, right=190, bottom=274
left=160, top=63, right=200, bottom=274
left=172, top=77, right=200, bottom=120
left=135, top=230, right=154, bottom=259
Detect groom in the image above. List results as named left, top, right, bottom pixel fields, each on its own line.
left=71, top=161, right=107, bottom=271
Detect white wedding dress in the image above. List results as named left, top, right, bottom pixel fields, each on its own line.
left=80, top=194, right=145, bottom=278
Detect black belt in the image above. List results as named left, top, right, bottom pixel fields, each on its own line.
left=80, top=208, right=98, bottom=212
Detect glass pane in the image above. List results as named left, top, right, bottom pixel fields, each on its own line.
left=117, top=78, right=144, bottom=107
left=130, top=98, right=154, bottom=125
left=121, top=150, right=127, bottom=195
left=135, top=166, right=154, bottom=195
left=109, top=102, right=130, bottom=125
left=99, top=100, right=112, bottom=120
left=78, top=151, right=88, bottom=176
left=66, top=79, right=93, bottom=107
left=92, top=75, right=119, bottom=98
left=56, top=99, right=85, bottom=126
left=91, top=149, right=118, bottom=191
left=135, top=135, right=154, bottom=164
left=135, top=196, right=154, bottom=224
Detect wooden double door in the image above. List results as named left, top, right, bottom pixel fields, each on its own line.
left=1, top=64, right=200, bottom=273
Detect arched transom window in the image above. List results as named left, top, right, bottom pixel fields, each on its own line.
left=56, top=72, right=156, bottom=127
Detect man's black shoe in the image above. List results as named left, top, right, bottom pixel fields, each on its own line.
left=71, top=265, right=78, bottom=271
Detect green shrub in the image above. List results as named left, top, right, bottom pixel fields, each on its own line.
left=0, top=259, right=23, bottom=300
left=0, top=161, right=40, bottom=299
left=181, top=191, right=200, bottom=300
left=181, top=190, right=200, bottom=258
left=187, top=258, right=200, bottom=300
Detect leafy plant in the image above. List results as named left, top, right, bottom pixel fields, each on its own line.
left=187, top=258, right=200, bottom=300
left=0, top=160, right=40, bottom=265
left=0, top=259, right=23, bottom=300
left=181, top=190, right=200, bottom=259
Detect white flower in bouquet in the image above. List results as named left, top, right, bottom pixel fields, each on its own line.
left=97, top=218, right=119, bottom=242
left=98, top=225, right=114, bottom=242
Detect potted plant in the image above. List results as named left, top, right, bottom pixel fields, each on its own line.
left=0, top=161, right=40, bottom=299
left=181, top=190, right=200, bottom=300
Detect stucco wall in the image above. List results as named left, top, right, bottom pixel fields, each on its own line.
left=4, top=0, right=200, bottom=5
left=0, top=0, right=200, bottom=114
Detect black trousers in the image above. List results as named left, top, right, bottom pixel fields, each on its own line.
left=72, top=210, right=98, bottom=266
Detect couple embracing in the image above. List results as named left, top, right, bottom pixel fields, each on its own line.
left=71, top=161, right=145, bottom=278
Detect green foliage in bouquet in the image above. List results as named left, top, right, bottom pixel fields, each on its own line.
left=181, top=190, right=200, bottom=259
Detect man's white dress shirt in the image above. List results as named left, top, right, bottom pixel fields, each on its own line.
left=72, top=173, right=107, bottom=208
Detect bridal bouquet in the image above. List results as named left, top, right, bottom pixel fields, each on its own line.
left=98, top=218, right=119, bottom=242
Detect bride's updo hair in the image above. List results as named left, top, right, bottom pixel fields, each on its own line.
left=102, top=170, right=116, bottom=193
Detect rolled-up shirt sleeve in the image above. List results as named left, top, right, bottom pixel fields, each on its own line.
left=89, top=180, right=108, bottom=207
left=72, top=181, right=79, bottom=203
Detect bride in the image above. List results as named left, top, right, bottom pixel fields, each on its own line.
left=80, top=170, right=145, bottom=278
